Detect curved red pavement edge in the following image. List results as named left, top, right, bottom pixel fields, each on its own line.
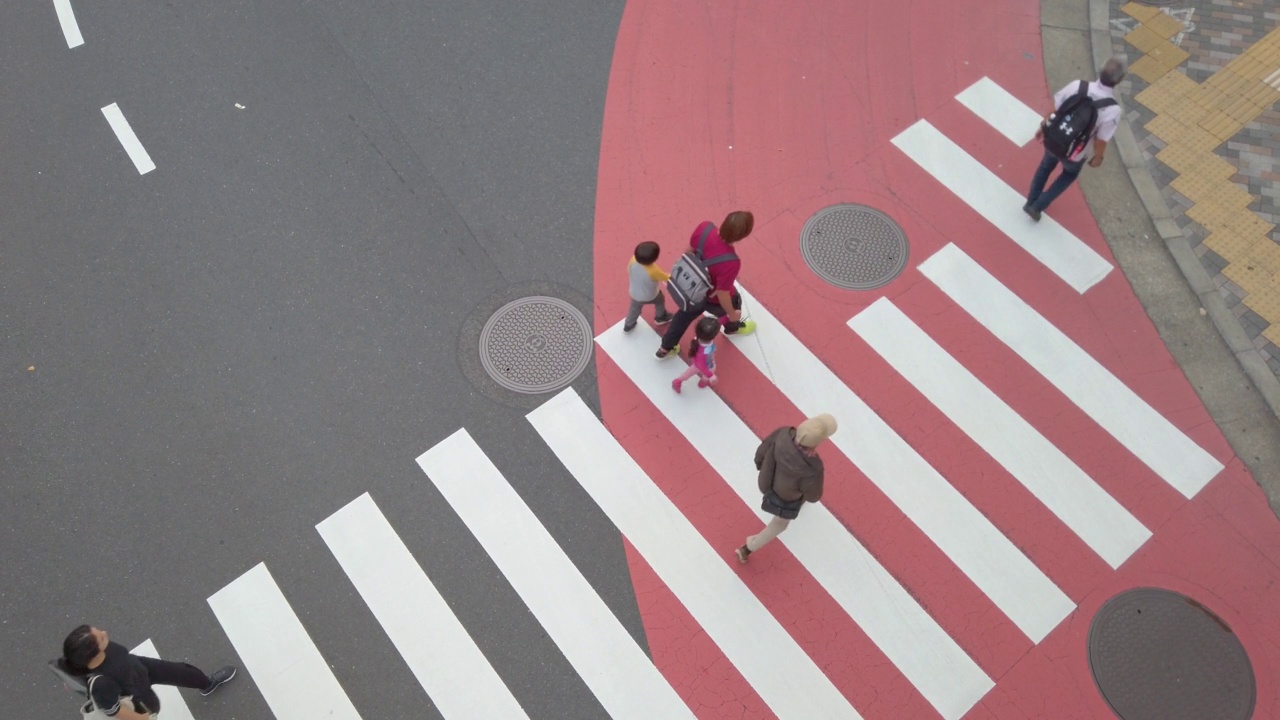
left=593, top=2, right=1280, bottom=718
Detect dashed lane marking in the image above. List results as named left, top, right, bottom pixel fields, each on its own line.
left=101, top=103, right=156, bottom=175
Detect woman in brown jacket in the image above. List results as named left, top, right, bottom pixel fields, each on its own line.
left=735, top=414, right=837, bottom=563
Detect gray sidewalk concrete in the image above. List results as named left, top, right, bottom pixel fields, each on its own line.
left=1041, top=0, right=1280, bottom=511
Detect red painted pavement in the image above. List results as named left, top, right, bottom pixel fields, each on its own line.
left=593, top=1, right=1280, bottom=717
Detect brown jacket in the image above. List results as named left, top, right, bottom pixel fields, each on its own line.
left=754, top=426, right=825, bottom=503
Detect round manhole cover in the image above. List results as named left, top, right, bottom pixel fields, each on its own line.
left=799, top=204, right=909, bottom=290
left=1088, top=588, right=1255, bottom=720
left=479, top=296, right=592, bottom=394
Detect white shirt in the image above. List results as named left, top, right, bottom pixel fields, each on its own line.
left=1052, top=80, right=1120, bottom=160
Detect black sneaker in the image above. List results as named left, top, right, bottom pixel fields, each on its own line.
left=1022, top=203, right=1041, bottom=222
left=622, top=321, right=637, bottom=333
left=201, top=666, right=237, bottom=696
left=653, top=313, right=674, bottom=325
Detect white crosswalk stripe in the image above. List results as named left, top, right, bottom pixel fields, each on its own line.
left=130, top=640, right=195, bottom=720
left=317, top=493, right=531, bottom=720
left=207, top=563, right=363, bottom=720
left=849, top=297, right=1152, bottom=568
left=732, top=285, right=1076, bottom=643
left=417, top=429, right=697, bottom=720
left=956, top=77, right=1044, bottom=146
left=919, top=243, right=1224, bottom=497
left=596, top=320, right=992, bottom=720
left=528, top=388, right=864, bottom=720
left=891, top=119, right=1113, bottom=293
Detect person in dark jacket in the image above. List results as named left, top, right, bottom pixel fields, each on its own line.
left=59, top=625, right=236, bottom=718
left=735, top=414, right=837, bottom=563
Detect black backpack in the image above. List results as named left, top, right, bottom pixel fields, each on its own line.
left=1042, top=81, right=1116, bottom=160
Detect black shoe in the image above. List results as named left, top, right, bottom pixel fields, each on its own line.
left=622, top=321, right=637, bottom=333
left=201, top=666, right=236, bottom=696
left=653, top=313, right=673, bottom=325
left=1022, top=203, right=1042, bottom=222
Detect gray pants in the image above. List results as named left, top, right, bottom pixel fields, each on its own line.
left=624, top=291, right=671, bottom=329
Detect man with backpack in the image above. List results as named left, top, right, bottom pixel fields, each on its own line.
left=656, top=211, right=757, bottom=360
left=1023, top=57, right=1127, bottom=221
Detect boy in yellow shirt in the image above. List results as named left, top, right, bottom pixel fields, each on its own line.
left=624, top=241, right=674, bottom=333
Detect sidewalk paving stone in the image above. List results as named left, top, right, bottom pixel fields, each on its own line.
left=1109, top=0, right=1280, bottom=374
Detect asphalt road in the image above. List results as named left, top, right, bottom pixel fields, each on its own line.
left=1, top=1, right=631, bottom=717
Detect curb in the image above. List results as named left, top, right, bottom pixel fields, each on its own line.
left=1085, top=0, right=1280, bottom=422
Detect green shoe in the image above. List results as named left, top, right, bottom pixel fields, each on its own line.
left=656, top=344, right=680, bottom=360
left=734, top=319, right=757, bottom=336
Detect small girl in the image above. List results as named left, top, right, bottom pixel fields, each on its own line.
left=672, top=317, right=720, bottom=393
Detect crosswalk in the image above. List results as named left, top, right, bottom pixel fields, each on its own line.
left=149, top=77, right=1223, bottom=720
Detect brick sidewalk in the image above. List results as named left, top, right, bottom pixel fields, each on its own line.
left=1108, top=0, right=1280, bottom=378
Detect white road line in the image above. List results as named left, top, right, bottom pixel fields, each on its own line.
left=130, top=640, right=195, bottom=720
left=100, top=103, right=156, bottom=175
left=52, top=0, right=84, bottom=48
left=732, top=286, right=1075, bottom=643
left=891, top=119, right=1112, bottom=293
left=596, top=322, right=992, bottom=720
left=527, top=389, right=864, bottom=720
left=416, top=430, right=696, bottom=720
left=207, top=563, right=362, bottom=720
left=1265, top=68, right=1280, bottom=91
left=849, top=298, right=1152, bottom=568
left=317, top=493, right=531, bottom=720
left=919, top=244, right=1224, bottom=498
left=955, top=77, right=1044, bottom=146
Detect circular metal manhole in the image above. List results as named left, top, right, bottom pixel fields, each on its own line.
left=479, top=296, right=592, bottom=394
left=1088, top=588, right=1255, bottom=720
left=799, top=204, right=909, bottom=290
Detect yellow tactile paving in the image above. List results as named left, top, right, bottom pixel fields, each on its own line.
left=1130, top=55, right=1173, bottom=84
left=1171, top=172, right=1254, bottom=207
left=1167, top=101, right=1211, bottom=127
left=1223, top=214, right=1275, bottom=240
left=1265, top=324, right=1280, bottom=347
left=1204, top=231, right=1266, bottom=261
left=1136, top=71, right=1198, bottom=114
left=1126, top=26, right=1168, bottom=55
left=1124, top=11, right=1280, bottom=334
left=1186, top=201, right=1242, bottom=231
left=1152, top=143, right=1233, bottom=178
left=1145, top=114, right=1186, bottom=143
left=1244, top=285, right=1280, bottom=320
left=1120, top=2, right=1161, bottom=22
left=1144, top=11, right=1185, bottom=40
left=1198, top=183, right=1257, bottom=211
left=1224, top=261, right=1275, bottom=295
left=1244, top=242, right=1280, bottom=276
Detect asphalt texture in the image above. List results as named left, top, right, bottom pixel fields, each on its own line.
left=1, top=2, right=631, bottom=718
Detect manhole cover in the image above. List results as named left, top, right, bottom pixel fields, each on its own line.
left=799, top=204, right=909, bottom=290
left=1088, top=588, right=1255, bottom=720
left=479, top=296, right=592, bottom=394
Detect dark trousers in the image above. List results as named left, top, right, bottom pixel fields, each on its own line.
left=660, top=290, right=745, bottom=352
left=1026, top=150, right=1084, bottom=212
left=132, top=657, right=210, bottom=713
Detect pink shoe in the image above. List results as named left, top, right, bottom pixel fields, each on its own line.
left=671, top=378, right=683, bottom=394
